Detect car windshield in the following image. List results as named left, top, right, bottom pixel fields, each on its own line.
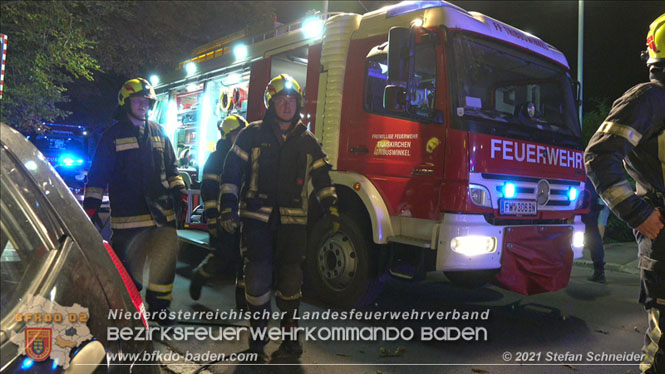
left=451, top=34, right=580, bottom=138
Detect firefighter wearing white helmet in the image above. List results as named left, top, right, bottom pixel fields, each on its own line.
left=220, top=74, right=339, bottom=361
left=585, top=13, right=665, bottom=374
left=85, top=77, right=186, bottom=325
left=190, top=114, right=248, bottom=310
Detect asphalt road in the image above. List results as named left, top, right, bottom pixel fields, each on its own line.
left=144, top=256, right=647, bottom=374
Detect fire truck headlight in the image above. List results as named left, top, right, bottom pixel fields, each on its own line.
left=572, top=231, right=584, bottom=248
left=502, top=182, right=516, bottom=199
left=451, top=236, right=497, bottom=256
left=567, top=187, right=578, bottom=202
left=469, top=184, right=492, bottom=208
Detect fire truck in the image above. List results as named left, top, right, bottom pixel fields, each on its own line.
left=152, top=1, right=587, bottom=307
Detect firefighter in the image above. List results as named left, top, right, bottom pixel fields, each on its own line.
left=220, top=74, right=340, bottom=361
left=584, top=14, right=665, bottom=374
left=84, top=77, right=187, bottom=326
left=583, top=177, right=607, bottom=283
left=190, top=114, right=248, bottom=309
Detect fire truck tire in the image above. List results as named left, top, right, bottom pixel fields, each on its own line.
left=306, top=212, right=385, bottom=308
left=444, top=269, right=498, bottom=289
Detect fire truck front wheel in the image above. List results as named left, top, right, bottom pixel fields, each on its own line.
left=306, top=212, right=385, bottom=308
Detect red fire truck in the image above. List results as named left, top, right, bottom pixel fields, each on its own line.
left=153, top=1, right=586, bottom=307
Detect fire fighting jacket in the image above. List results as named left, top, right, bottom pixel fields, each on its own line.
left=220, top=119, right=337, bottom=225
left=584, top=78, right=665, bottom=229
left=201, top=138, right=232, bottom=225
left=84, top=119, right=185, bottom=229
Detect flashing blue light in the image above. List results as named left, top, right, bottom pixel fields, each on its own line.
left=21, top=358, right=35, bottom=370
left=52, top=358, right=59, bottom=370
left=386, top=1, right=452, bottom=18
left=568, top=187, right=578, bottom=201
left=76, top=159, right=83, bottom=164
left=284, top=81, right=293, bottom=90
left=62, top=158, right=75, bottom=166
left=503, top=182, right=517, bottom=199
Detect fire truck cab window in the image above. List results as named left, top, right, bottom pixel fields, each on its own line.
left=451, top=34, right=580, bottom=138
left=364, top=41, right=438, bottom=120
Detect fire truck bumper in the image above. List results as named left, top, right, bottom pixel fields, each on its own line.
left=435, top=214, right=584, bottom=272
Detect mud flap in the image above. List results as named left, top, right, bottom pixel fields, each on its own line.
left=493, top=226, right=574, bottom=295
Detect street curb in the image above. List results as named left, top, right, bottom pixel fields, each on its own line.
left=574, top=259, right=640, bottom=275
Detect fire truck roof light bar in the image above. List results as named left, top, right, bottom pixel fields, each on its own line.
left=386, top=1, right=464, bottom=18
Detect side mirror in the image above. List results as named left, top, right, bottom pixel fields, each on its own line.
left=384, top=85, right=407, bottom=113
left=572, top=80, right=582, bottom=108
left=388, top=27, right=410, bottom=83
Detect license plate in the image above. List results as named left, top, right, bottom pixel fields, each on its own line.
left=500, top=199, right=537, bottom=215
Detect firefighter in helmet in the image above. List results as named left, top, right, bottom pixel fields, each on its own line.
left=84, top=77, right=187, bottom=325
left=584, top=14, right=665, bottom=373
left=190, top=113, right=248, bottom=310
left=220, top=74, right=340, bottom=361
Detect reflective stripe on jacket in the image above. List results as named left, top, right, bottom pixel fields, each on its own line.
left=84, top=119, right=183, bottom=228
left=221, top=119, right=336, bottom=225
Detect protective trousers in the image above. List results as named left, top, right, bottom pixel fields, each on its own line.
left=111, top=226, right=178, bottom=311
left=242, top=219, right=307, bottom=346
left=636, top=215, right=665, bottom=374
left=193, top=230, right=246, bottom=308
left=194, top=230, right=241, bottom=279
left=583, top=208, right=605, bottom=269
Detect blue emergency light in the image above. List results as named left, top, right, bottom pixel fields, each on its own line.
left=503, top=182, right=517, bottom=199
left=568, top=187, right=578, bottom=201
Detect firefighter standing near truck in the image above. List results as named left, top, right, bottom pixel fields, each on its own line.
left=584, top=14, right=665, bottom=374
left=190, top=114, right=247, bottom=309
left=84, top=78, right=187, bottom=326
left=220, top=74, right=340, bottom=361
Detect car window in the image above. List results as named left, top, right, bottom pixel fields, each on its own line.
left=0, top=146, right=65, bottom=327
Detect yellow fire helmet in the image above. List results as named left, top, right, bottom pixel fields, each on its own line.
left=219, top=114, right=248, bottom=140
left=645, top=13, right=665, bottom=65
left=118, top=78, right=157, bottom=108
left=264, top=74, right=303, bottom=109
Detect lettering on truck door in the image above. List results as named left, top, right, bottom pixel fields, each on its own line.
left=339, top=33, right=447, bottom=220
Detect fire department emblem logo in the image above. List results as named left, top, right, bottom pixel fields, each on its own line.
left=25, top=328, right=52, bottom=361
left=536, top=179, right=551, bottom=206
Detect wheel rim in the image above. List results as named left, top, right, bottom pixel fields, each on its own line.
left=317, top=230, right=357, bottom=291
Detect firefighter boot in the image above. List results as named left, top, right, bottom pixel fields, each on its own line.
left=190, top=253, right=219, bottom=300
left=146, top=289, right=176, bottom=326
left=235, top=276, right=248, bottom=311
left=588, top=264, right=606, bottom=283
left=243, top=304, right=269, bottom=363
left=272, top=312, right=303, bottom=359
left=243, top=319, right=268, bottom=364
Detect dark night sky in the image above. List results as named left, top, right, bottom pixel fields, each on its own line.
left=273, top=0, right=665, bottom=112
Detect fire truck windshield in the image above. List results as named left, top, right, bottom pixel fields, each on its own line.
left=451, top=33, right=580, bottom=141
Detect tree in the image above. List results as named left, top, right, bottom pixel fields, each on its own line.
left=0, top=1, right=120, bottom=132
left=581, top=97, right=612, bottom=145
left=61, top=1, right=276, bottom=129
left=1, top=1, right=276, bottom=132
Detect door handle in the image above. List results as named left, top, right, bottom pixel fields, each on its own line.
left=349, top=147, right=369, bottom=153
left=412, top=168, right=434, bottom=176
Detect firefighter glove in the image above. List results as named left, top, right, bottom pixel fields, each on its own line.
left=221, top=208, right=239, bottom=233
